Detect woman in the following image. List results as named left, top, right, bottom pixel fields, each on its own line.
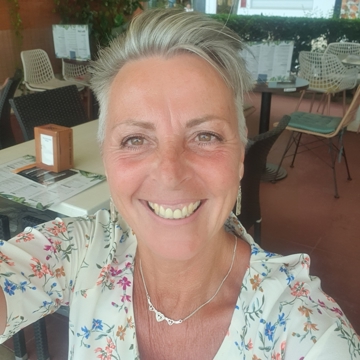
left=0, top=9, right=358, bottom=360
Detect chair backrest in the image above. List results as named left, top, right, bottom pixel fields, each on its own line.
left=238, top=115, right=291, bottom=230
left=299, top=51, right=357, bottom=92
left=336, top=85, right=360, bottom=131
left=9, top=85, right=89, bottom=141
left=325, top=42, right=360, bottom=57
left=0, top=214, right=11, bottom=240
left=0, top=69, right=22, bottom=149
left=62, top=59, right=89, bottom=82
left=21, top=49, right=55, bottom=85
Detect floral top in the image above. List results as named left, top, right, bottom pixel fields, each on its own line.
left=0, top=210, right=359, bottom=359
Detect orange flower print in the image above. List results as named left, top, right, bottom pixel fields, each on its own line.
left=16, top=232, right=35, bottom=243
left=116, top=325, right=126, bottom=340
left=298, top=306, right=313, bottom=317
left=47, top=221, right=67, bottom=236
left=252, top=355, right=262, bottom=360
left=0, top=251, right=14, bottom=266
left=250, top=274, right=261, bottom=291
left=30, top=258, right=52, bottom=278
left=55, top=266, right=65, bottom=278
left=271, top=353, right=281, bottom=360
left=94, top=337, right=115, bottom=360
left=127, top=316, right=135, bottom=329
left=301, top=256, right=310, bottom=269
left=303, top=321, right=318, bottom=331
left=290, top=282, right=309, bottom=297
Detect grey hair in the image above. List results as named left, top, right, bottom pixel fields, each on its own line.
left=90, top=9, right=253, bottom=146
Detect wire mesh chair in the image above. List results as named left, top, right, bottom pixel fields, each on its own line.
left=0, top=69, right=22, bottom=149
left=325, top=42, right=360, bottom=60
left=9, top=85, right=88, bottom=141
left=236, top=115, right=291, bottom=244
left=296, top=51, right=358, bottom=115
left=274, top=86, right=360, bottom=198
left=62, top=59, right=91, bottom=87
left=21, top=49, right=84, bottom=92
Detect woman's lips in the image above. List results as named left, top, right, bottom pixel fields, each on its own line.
left=147, top=200, right=201, bottom=219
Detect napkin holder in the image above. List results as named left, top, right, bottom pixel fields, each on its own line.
left=35, top=124, right=74, bottom=173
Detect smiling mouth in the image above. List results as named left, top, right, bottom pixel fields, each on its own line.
left=147, top=201, right=201, bottom=220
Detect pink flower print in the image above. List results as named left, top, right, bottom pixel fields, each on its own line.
left=324, top=293, right=336, bottom=303
left=281, top=341, right=286, bottom=351
left=330, top=307, right=343, bottom=316
left=125, top=262, right=132, bottom=269
left=94, top=338, right=115, bottom=360
left=121, top=294, right=131, bottom=303
left=117, top=276, right=131, bottom=290
left=301, top=256, right=310, bottom=268
left=109, top=267, right=122, bottom=277
left=247, top=339, right=253, bottom=350
left=16, top=232, right=35, bottom=243
left=47, top=221, right=67, bottom=236
left=0, top=251, right=14, bottom=266
left=318, top=299, right=326, bottom=308
left=290, top=282, right=309, bottom=297
left=271, top=353, right=281, bottom=360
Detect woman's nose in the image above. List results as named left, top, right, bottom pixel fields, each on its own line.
left=152, top=142, right=189, bottom=188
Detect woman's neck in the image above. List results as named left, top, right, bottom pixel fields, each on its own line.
left=134, top=231, right=238, bottom=320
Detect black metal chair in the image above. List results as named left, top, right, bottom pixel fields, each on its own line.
left=0, top=69, right=22, bottom=149
left=9, top=84, right=88, bottom=141
left=237, top=115, right=291, bottom=244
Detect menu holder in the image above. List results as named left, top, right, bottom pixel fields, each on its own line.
left=242, top=41, right=295, bottom=83
left=35, top=124, right=74, bottom=173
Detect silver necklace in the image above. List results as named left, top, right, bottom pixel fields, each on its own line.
left=139, top=235, right=237, bottom=326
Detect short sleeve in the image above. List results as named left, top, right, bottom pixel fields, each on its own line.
left=0, top=213, right=99, bottom=342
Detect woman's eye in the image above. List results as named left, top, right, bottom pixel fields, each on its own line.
left=122, top=136, right=145, bottom=148
left=196, top=133, right=220, bottom=143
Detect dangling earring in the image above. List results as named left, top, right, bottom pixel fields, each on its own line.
left=235, top=185, right=242, bottom=216
left=110, top=196, right=118, bottom=223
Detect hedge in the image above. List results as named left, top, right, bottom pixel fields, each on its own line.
left=210, top=14, right=360, bottom=68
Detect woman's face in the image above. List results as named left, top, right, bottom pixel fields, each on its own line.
left=103, top=53, right=245, bottom=260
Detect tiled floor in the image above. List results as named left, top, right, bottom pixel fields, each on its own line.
left=1, top=90, right=359, bottom=359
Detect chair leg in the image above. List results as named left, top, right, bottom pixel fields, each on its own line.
left=290, top=133, right=302, bottom=168
left=13, top=329, right=28, bottom=360
left=33, top=318, right=50, bottom=360
left=295, top=90, right=305, bottom=111
left=341, top=145, right=352, bottom=181
left=328, top=138, right=339, bottom=198
left=254, top=220, right=262, bottom=246
left=317, top=94, right=325, bottom=113
left=272, top=131, right=295, bottom=183
left=342, top=90, right=347, bottom=116
left=309, top=93, right=316, bottom=113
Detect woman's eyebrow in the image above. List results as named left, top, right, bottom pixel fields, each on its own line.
left=113, top=119, right=156, bottom=130
left=186, top=116, right=225, bottom=128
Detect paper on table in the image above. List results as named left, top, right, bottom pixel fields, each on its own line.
left=0, top=155, right=106, bottom=211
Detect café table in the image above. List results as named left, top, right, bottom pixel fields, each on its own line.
left=0, top=120, right=109, bottom=217
left=253, top=77, right=309, bottom=181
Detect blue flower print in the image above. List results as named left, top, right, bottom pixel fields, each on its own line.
left=251, top=245, right=260, bottom=255
left=4, top=279, right=16, bottom=296
left=265, top=322, right=276, bottom=341
left=278, top=313, right=287, bottom=330
left=92, top=319, right=103, bottom=331
left=81, top=326, right=90, bottom=339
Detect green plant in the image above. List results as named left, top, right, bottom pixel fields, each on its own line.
left=6, top=0, right=23, bottom=43
left=211, top=14, right=360, bottom=69
left=53, top=0, right=146, bottom=48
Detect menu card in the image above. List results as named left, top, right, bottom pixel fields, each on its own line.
left=242, top=41, right=295, bottom=82
left=0, top=155, right=106, bottom=211
left=52, top=24, right=91, bottom=61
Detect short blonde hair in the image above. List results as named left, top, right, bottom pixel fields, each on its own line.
left=91, top=9, right=252, bottom=146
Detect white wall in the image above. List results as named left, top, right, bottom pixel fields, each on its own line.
left=237, top=0, right=336, bottom=18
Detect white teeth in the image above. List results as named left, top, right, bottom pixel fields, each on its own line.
left=148, top=200, right=201, bottom=220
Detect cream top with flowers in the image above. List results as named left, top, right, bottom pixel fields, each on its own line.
left=0, top=210, right=359, bottom=359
